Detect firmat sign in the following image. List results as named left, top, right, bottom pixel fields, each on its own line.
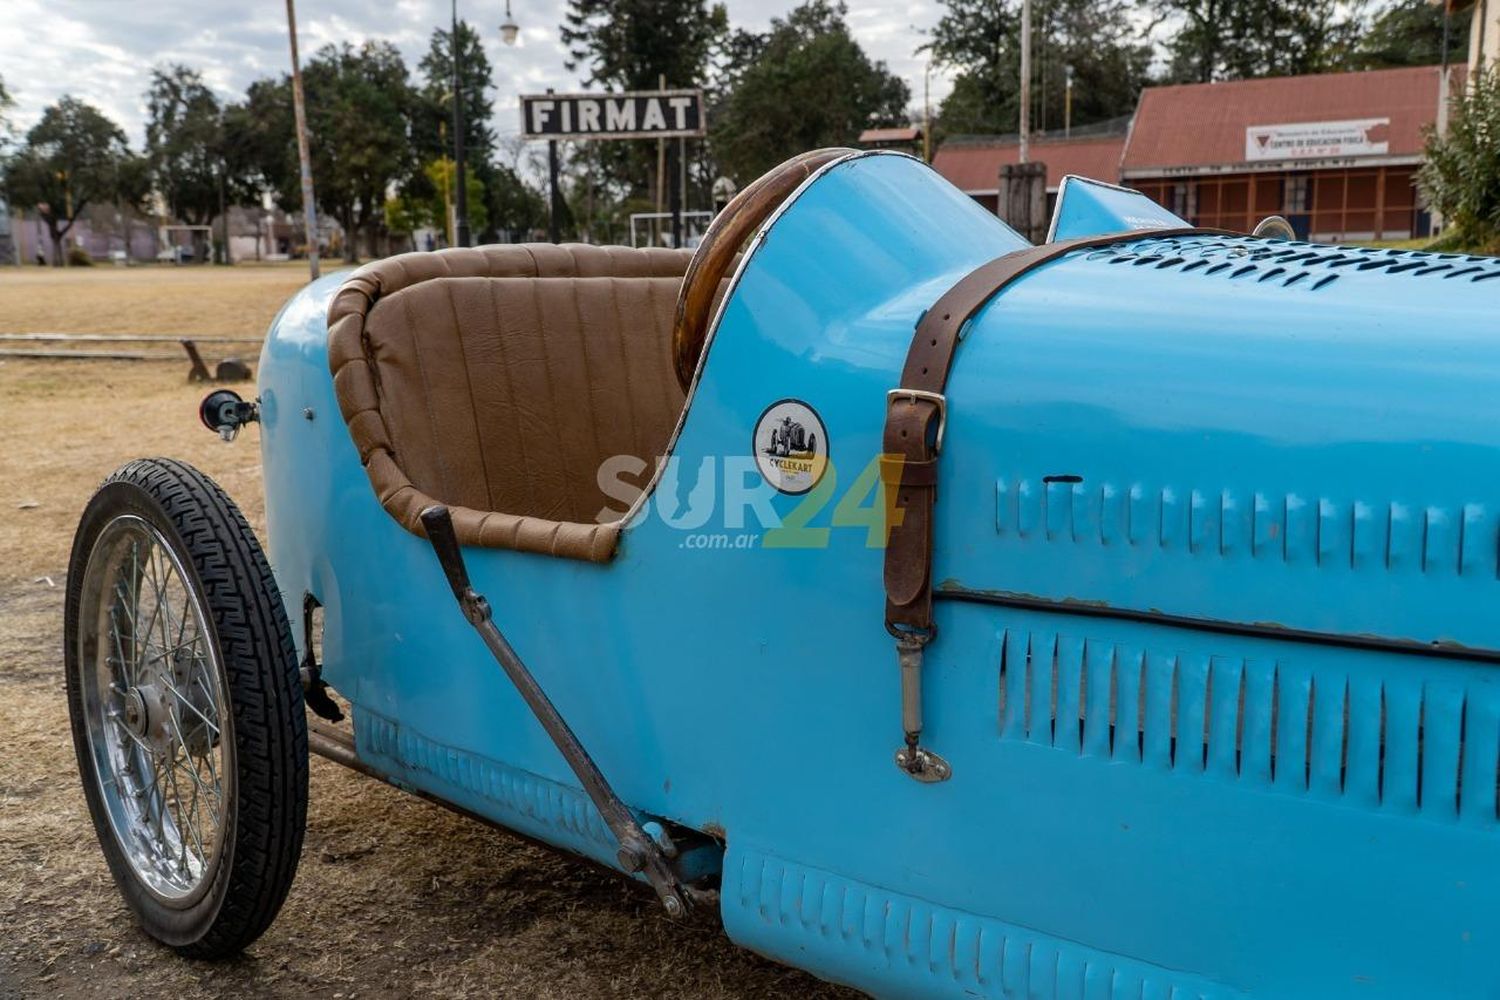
left=520, top=90, right=706, bottom=141
left=1245, top=119, right=1391, bottom=161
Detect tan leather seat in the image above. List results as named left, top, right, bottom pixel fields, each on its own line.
left=327, top=244, right=692, bottom=562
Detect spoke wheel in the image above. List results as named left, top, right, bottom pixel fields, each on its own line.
left=65, top=458, right=307, bottom=957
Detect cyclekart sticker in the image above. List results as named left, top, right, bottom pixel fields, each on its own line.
left=753, top=398, right=829, bottom=495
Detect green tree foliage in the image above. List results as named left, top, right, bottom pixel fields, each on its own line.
left=482, top=162, right=548, bottom=240
left=1349, top=0, right=1470, bottom=70
left=0, top=74, right=13, bottom=155
left=222, top=76, right=297, bottom=206
left=4, top=96, right=146, bottom=264
left=931, top=0, right=1150, bottom=136
left=561, top=0, right=728, bottom=201
left=563, top=0, right=727, bottom=90
left=301, top=41, right=416, bottom=261
left=413, top=22, right=496, bottom=167
left=411, top=21, right=526, bottom=243
left=1420, top=70, right=1500, bottom=254
left=385, top=156, right=489, bottom=248
left=711, top=2, right=909, bottom=182
left=1145, top=0, right=1365, bottom=84
left=145, top=65, right=231, bottom=224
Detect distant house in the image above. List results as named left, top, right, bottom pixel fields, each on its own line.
left=857, top=126, right=925, bottom=157
left=931, top=65, right=1457, bottom=242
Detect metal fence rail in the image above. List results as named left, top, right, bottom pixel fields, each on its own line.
left=0, top=332, right=262, bottom=344
left=0, top=348, right=182, bottom=361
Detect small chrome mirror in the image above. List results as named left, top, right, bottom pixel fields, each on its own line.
left=1252, top=215, right=1297, bottom=241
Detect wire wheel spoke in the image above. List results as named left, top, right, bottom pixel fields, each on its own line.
left=80, top=515, right=232, bottom=902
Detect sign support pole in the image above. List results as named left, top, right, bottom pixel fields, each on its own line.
left=548, top=139, right=562, bottom=243
left=668, top=139, right=683, bottom=248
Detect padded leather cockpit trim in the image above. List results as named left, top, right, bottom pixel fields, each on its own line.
left=327, top=243, right=693, bottom=562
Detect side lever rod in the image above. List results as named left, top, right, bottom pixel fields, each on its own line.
left=419, top=505, right=695, bottom=918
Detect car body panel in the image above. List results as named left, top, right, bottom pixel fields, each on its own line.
left=257, top=151, right=1500, bottom=998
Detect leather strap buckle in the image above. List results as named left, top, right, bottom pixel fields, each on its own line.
left=886, top=388, right=947, bottom=454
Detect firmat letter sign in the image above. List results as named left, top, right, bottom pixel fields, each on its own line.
left=520, top=90, right=706, bottom=141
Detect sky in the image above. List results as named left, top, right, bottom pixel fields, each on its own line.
left=0, top=1, right=958, bottom=147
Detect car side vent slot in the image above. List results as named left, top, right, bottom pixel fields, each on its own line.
left=997, top=628, right=1500, bottom=824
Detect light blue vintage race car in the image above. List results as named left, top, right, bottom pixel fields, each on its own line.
left=65, top=148, right=1500, bottom=998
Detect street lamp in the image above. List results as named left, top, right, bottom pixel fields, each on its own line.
left=500, top=1, right=519, bottom=46
left=452, top=1, right=520, bottom=248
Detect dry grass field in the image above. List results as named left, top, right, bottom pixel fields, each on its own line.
left=0, top=265, right=854, bottom=999
left=0, top=262, right=309, bottom=337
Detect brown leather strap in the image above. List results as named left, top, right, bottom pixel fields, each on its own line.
left=881, top=227, right=1235, bottom=635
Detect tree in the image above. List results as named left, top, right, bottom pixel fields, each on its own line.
left=931, top=0, right=1150, bottom=136
left=145, top=65, right=232, bottom=225
left=385, top=157, right=489, bottom=249
left=411, top=21, right=513, bottom=242
left=301, top=42, right=417, bottom=261
left=1349, top=0, right=1470, bottom=70
left=563, top=0, right=727, bottom=91
left=712, top=2, right=909, bottom=182
left=561, top=0, right=728, bottom=201
left=413, top=22, right=496, bottom=168
left=474, top=159, right=548, bottom=241
left=1144, top=0, right=1366, bottom=84
left=4, top=97, right=145, bottom=264
left=1420, top=69, right=1500, bottom=254
left=223, top=76, right=297, bottom=207
left=0, top=74, right=13, bottom=156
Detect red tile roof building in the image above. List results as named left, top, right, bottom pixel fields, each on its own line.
left=931, top=65, right=1458, bottom=241
left=933, top=131, right=1127, bottom=213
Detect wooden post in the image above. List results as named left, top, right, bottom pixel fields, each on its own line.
left=998, top=162, right=1047, bottom=243
left=1340, top=172, right=1349, bottom=240
left=1374, top=167, right=1386, bottom=241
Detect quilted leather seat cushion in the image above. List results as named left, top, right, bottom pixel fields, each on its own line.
left=327, top=244, right=692, bottom=562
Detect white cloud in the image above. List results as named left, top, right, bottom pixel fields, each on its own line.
left=0, top=0, right=956, bottom=145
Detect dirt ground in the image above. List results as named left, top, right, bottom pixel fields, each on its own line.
left=0, top=267, right=856, bottom=999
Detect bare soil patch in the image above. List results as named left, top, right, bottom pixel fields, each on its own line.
left=0, top=269, right=856, bottom=999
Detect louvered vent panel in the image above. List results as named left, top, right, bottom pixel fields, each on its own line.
left=997, top=629, right=1500, bottom=824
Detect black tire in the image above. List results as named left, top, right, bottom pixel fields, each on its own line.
left=64, top=457, right=308, bottom=958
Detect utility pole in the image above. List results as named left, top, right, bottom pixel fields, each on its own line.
left=1433, top=3, right=1454, bottom=234
left=1064, top=63, right=1074, bottom=139
left=285, top=0, right=320, bottom=281
left=923, top=59, right=932, bottom=163
left=1018, top=0, right=1031, bottom=164
left=452, top=0, right=470, bottom=247
left=217, top=162, right=228, bottom=264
